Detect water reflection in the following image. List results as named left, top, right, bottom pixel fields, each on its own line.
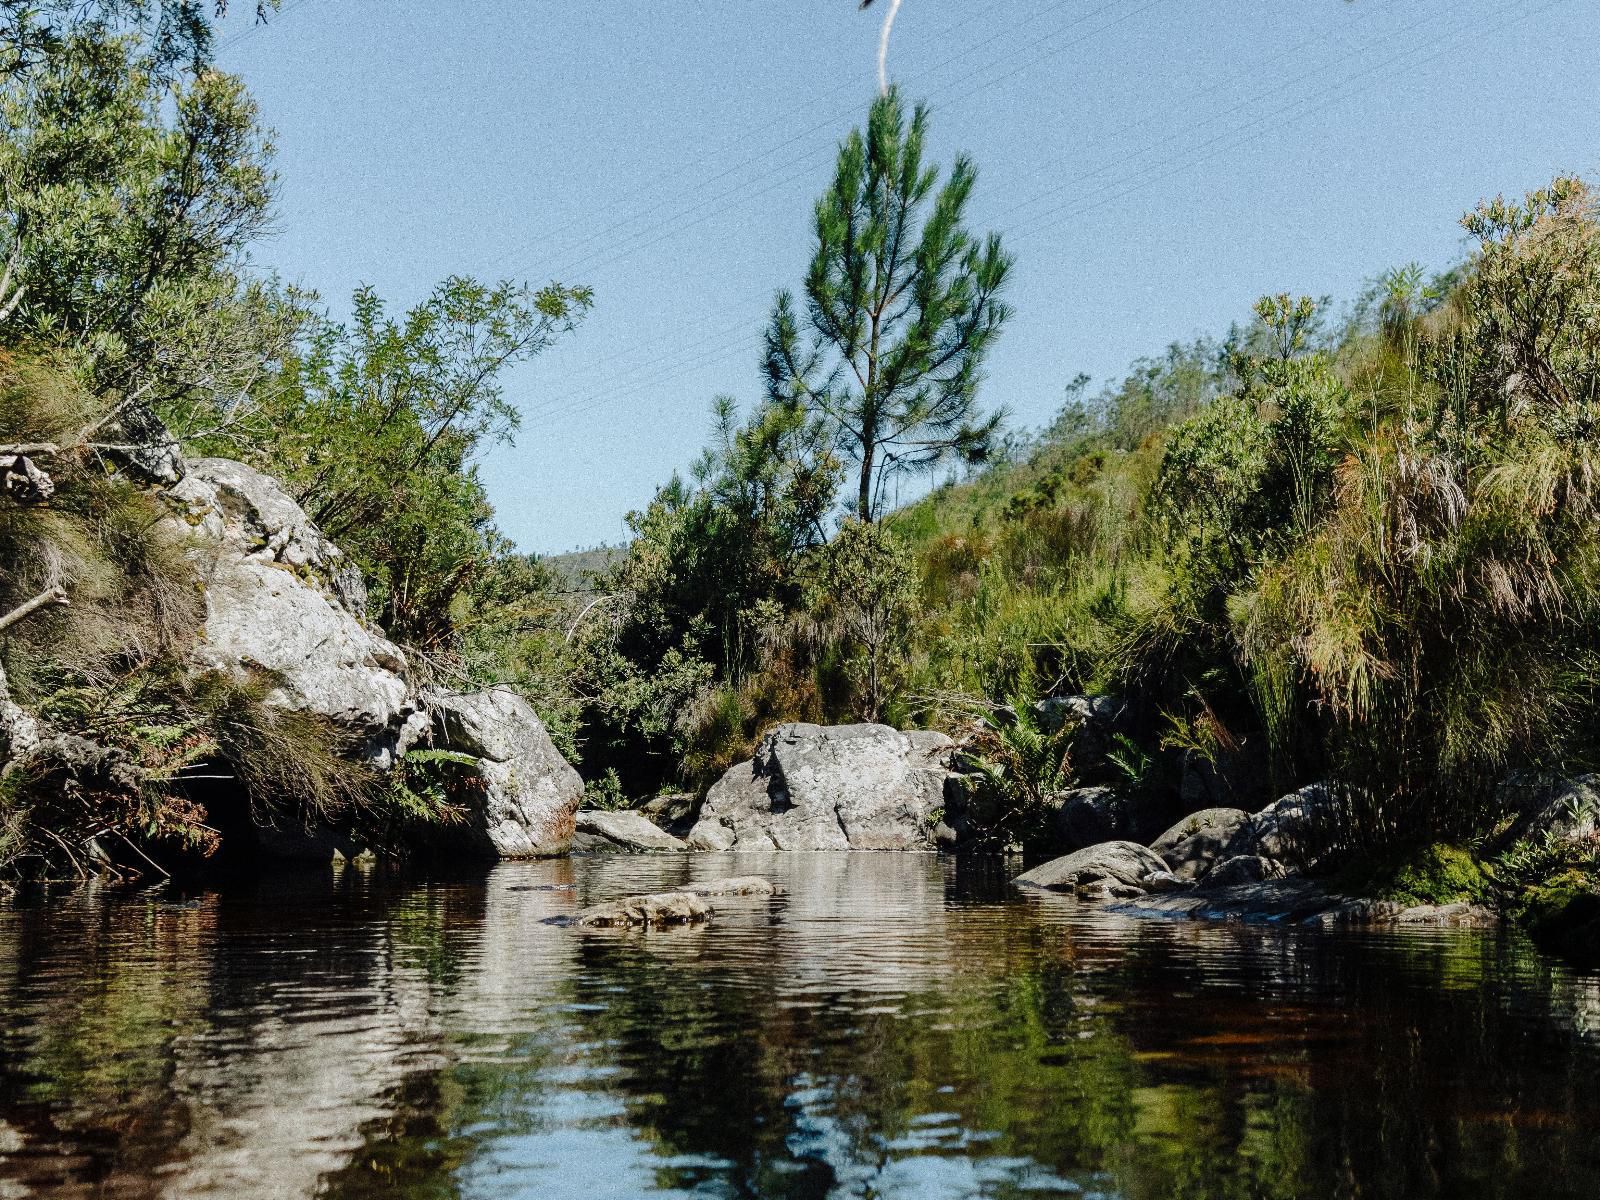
left=1, top=854, right=1598, bottom=1199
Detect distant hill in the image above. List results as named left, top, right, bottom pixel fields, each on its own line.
left=542, top=544, right=625, bottom=590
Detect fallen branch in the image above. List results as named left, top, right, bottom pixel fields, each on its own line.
left=0, top=586, right=68, bottom=634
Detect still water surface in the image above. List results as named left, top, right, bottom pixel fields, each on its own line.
left=1, top=853, right=1598, bottom=1199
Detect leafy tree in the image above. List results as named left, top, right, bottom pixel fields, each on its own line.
left=574, top=397, right=841, bottom=787
left=807, top=518, right=916, bottom=720
left=763, top=87, right=1012, bottom=521
left=0, top=2, right=283, bottom=413
left=239, top=276, right=591, bottom=648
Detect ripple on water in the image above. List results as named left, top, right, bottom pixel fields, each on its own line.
left=0, top=852, right=1598, bottom=1199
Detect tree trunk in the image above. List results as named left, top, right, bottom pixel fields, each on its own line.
left=857, top=445, right=874, bottom=522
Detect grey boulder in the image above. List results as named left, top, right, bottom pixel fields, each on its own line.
left=166, top=458, right=415, bottom=759
left=1150, top=807, right=1250, bottom=882
left=1050, top=785, right=1133, bottom=849
left=1224, top=783, right=1331, bottom=871
left=429, top=689, right=582, bottom=858
left=1013, top=841, right=1168, bottom=895
left=1203, top=854, right=1287, bottom=888
left=687, top=722, right=956, bottom=851
left=572, top=809, right=689, bottom=853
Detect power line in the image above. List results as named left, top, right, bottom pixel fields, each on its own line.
left=528, top=0, right=1391, bottom=409
left=490, top=0, right=1151, bottom=289
left=521, top=0, right=1385, bottom=416
left=521, top=0, right=1562, bottom=433
left=471, top=0, right=1033, bottom=282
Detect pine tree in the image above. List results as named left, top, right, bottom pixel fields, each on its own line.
left=763, top=87, right=1012, bottom=521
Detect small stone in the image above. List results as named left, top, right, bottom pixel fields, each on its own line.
left=680, top=875, right=782, bottom=896
left=570, top=892, right=713, bottom=928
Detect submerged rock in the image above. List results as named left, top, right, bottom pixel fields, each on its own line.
left=1013, top=841, right=1168, bottom=895
left=428, top=689, right=583, bottom=859
left=1111, top=880, right=1501, bottom=930
left=572, top=809, right=689, bottom=853
left=687, top=722, right=957, bottom=851
left=1150, top=807, right=1250, bottom=882
left=567, top=892, right=713, bottom=928
left=680, top=875, right=782, bottom=896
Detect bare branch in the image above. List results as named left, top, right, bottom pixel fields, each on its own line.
left=0, top=586, right=69, bottom=635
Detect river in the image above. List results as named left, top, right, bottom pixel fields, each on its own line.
left=1, top=852, right=1597, bottom=1199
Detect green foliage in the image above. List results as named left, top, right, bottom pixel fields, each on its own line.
left=231, top=277, right=590, bottom=649
left=805, top=519, right=916, bottom=721
left=1333, top=844, right=1493, bottom=908
left=574, top=396, right=840, bottom=792
left=0, top=7, right=283, bottom=407
left=961, top=700, right=1078, bottom=850
left=764, top=87, right=1012, bottom=520
left=384, top=748, right=476, bottom=826
left=581, top=766, right=628, bottom=812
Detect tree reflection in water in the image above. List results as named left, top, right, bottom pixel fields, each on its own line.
left=1, top=853, right=1597, bottom=1199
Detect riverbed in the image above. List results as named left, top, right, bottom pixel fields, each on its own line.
left=1, top=852, right=1597, bottom=1198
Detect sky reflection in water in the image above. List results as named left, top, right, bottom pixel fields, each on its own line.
left=1, top=852, right=1598, bottom=1199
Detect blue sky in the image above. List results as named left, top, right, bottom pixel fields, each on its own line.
left=214, top=0, right=1600, bottom=555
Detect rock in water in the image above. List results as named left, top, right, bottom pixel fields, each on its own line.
left=680, top=876, right=782, bottom=896
left=569, top=892, right=713, bottom=928
left=572, top=809, right=689, bottom=853
left=1149, top=808, right=1250, bottom=882
left=166, top=458, right=417, bottom=761
left=1013, top=841, right=1168, bottom=894
left=1203, top=854, right=1286, bottom=888
left=429, top=689, right=582, bottom=858
left=687, top=722, right=956, bottom=851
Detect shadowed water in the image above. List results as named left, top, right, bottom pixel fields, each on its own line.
left=1, top=852, right=1598, bottom=1199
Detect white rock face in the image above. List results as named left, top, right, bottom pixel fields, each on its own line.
left=164, top=460, right=584, bottom=858
left=166, top=458, right=416, bottom=759
left=0, top=660, right=39, bottom=761
left=430, top=689, right=582, bottom=858
left=573, top=809, right=689, bottom=853
left=688, top=722, right=956, bottom=851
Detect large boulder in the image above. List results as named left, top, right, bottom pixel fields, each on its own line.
left=687, top=722, right=957, bottom=851
left=1013, top=841, right=1168, bottom=896
left=1150, top=807, right=1250, bottom=882
left=1223, top=784, right=1331, bottom=873
left=428, top=689, right=582, bottom=858
left=1050, top=785, right=1134, bottom=849
left=165, top=458, right=417, bottom=762
left=572, top=809, right=689, bottom=854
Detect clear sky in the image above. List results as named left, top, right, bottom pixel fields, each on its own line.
left=213, top=0, right=1600, bottom=555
